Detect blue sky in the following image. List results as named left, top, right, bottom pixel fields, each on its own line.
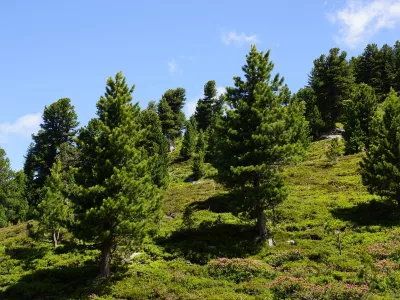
left=1, top=0, right=400, bottom=169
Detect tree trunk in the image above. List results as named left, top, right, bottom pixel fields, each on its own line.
left=256, top=207, right=275, bottom=246
left=256, top=207, right=268, bottom=238
left=99, top=242, right=112, bottom=278
left=52, top=230, right=60, bottom=248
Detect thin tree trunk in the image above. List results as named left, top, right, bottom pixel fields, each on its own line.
left=256, top=206, right=275, bottom=246
left=256, top=207, right=268, bottom=238
left=52, top=230, right=59, bottom=248
left=99, top=242, right=112, bottom=278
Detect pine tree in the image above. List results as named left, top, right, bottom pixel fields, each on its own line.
left=139, top=102, right=169, bottom=188
left=72, top=72, right=162, bottom=278
left=0, top=148, right=28, bottom=226
left=293, top=87, right=324, bottom=138
left=192, top=130, right=206, bottom=180
left=213, top=46, right=309, bottom=239
left=23, top=98, right=78, bottom=207
left=343, top=84, right=378, bottom=154
left=360, top=89, right=400, bottom=207
left=37, top=158, right=72, bottom=247
left=180, top=116, right=198, bottom=159
left=353, top=43, right=396, bottom=100
left=353, top=44, right=381, bottom=91
left=309, top=48, right=354, bottom=132
left=158, top=88, right=186, bottom=142
left=194, top=80, right=222, bottom=131
left=394, top=41, right=400, bottom=92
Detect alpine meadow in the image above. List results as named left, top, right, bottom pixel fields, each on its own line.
left=3, top=3, right=400, bottom=298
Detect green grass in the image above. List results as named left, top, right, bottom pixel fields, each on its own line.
left=1, top=139, right=400, bottom=299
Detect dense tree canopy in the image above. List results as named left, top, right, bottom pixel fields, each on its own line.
left=360, top=89, right=400, bottom=207
left=309, top=48, right=354, bottom=132
left=72, top=72, right=162, bottom=278
left=194, top=80, right=223, bottom=131
left=0, top=148, right=28, bottom=227
left=23, top=98, right=78, bottom=207
left=343, top=84, right=378, bottom=154
left=158, top=88, right=186, bottom=142
left=213, top=45, right=309, bottom=239
left=139, top=102, right=169, bottom=189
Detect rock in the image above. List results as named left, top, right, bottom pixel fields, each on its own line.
left=268, top=238, right=276, bottom=247
left=129, top=252, right=142, bottom=260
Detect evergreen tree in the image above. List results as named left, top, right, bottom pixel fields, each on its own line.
left=158, top=88, right=186, bottom=141
left=343, top=84, right=378, bottom=154
left=293, top=87, right=324, bottom=138
left=72, top=72, right=162, bottom=278
left=360, top=89, right=400, bottom=207
left=309, top=48, right=354, bottom=132
left=192, top=130, right=206, bottom=180
left=393, top=41, right=400, bottom=92
left=213, top=46, right=309, bottom=239
left=37, top=158, right=72, bottom=247
left=377, top=44, right=395, bottom=98
left=139, top=102, right=169, bottom=188
left=353, top=43, right=396, bottom=100
left=180, top=116, right=198, bottom=159
left=194, top=80, right=222, bottom=131
left=23, top=98, right=78, bottom=207
left=353, top=44, right=381, bottom=91
left=0, top=148, right=28, bottom=226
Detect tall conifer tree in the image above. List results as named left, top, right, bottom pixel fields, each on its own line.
left=72, top=72, right=162, bottom=278
left=194, top=80, right=221, bottom=131
left=23, top=98, right=78, bottom=207
left=309, top=48, right=354, bottom=132
left=213, top=46, right=309, bottom=239
left=360, top=89, right=400, bottom=207
left=158, top=88, right=186, bottom=142
left=343, top=84, right=378, bottom=154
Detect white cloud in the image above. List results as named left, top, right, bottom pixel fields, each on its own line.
left=0, top=113, right=41, bottom=142
left=329, top=0, right=400, bottom=48
left=184, top=99, right=198, bottom=118
left=168, top=60, right=177, bottom=74
left=184, top=86, right=226, bottom=118
left=221, top=31, right=258, bottom=46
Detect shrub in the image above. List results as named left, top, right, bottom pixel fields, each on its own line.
left=207, top=258, right=274, bottom=283
left=266, top=276, right=370, bottom=299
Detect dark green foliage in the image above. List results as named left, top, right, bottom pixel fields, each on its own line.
left=309, top=48, right=354, bottom=132
left=192, top=130, right=206, bottom=180
left=180, top=116, right=198, bottom=159
left=361, top=89, right=400, bottom=207
left=139, top=103, right=169, bottom=188
left=23, top=98, right=78, bottom=208
left=0, top=148, right=28, bottom=227
left=353, top=42, right=398, bottom=101
left=194, top=80, right=223, bottom=131
left=158, top=88, right=186, bottom=141
left=394, top=41, right=400, bottom=92
left=293, top=87, right=324, bottom=139
left=213, top=45, right=308, bottom=237
left=37, top=158, right=73, bottom=247
left=343, top=84, right=378, bottom=154
left=72, top=72, right=162, bottom=278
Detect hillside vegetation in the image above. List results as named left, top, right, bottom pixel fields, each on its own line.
left=1, top=139, right=399, bottom=299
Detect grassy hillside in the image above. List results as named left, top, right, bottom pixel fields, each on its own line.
left=1, top=140, right=400, bottom=299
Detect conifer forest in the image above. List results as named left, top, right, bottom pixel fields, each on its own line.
left=2, top=40, right=400, bottom=299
